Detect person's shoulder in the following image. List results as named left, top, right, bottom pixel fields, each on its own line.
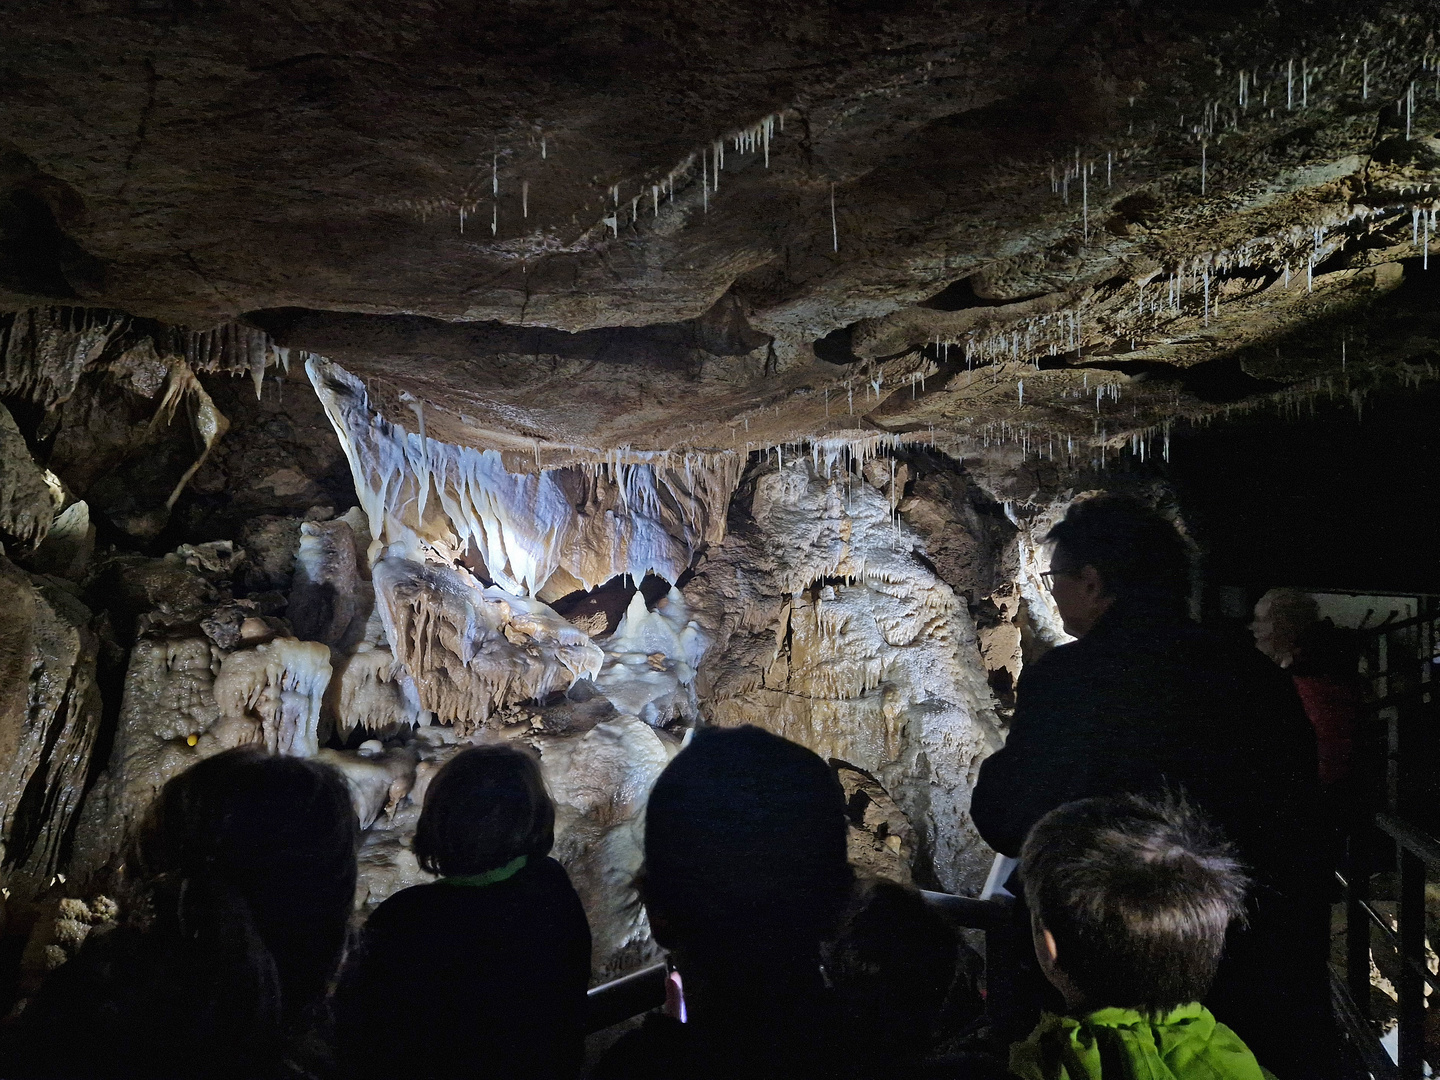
left=364, top=881, right=453, bottom=928
left=1019, top=637, right=1087, bottom=680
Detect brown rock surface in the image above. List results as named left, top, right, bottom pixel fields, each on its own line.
left=2, top=5, right=1437, bottom=460
left=0, top=401, right=54, bottom=555
left=0, top=555, right=103, bottom=897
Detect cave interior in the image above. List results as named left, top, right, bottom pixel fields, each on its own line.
left=1, top=0, right=1438, bottom=1017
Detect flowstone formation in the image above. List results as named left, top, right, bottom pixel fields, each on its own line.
left=687, top=454, right=1004, bottom=893
left=0, top=294, right=1213, bottom=994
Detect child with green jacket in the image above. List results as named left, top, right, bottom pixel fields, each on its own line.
left=1010, top=793, right=1277, bottom=1080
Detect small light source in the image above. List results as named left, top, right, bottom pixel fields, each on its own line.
left=186, top=733, right=199, bottom=747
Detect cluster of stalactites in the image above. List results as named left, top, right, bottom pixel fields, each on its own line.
left=371, top=557, right=603, bottom=731
left=212, top=638, right=332, bottom=757
left=305, top=354, right=742, bottom=598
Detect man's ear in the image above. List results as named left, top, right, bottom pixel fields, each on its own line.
left=1077, top=564, right=1107, bottom=599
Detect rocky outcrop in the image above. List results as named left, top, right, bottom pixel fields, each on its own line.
left=687, top=457, right=1004, bottom=893
left=0, top=555, right=102, bottom=896
left=836, top=762, right=916, bottom=888
left=288, top=519, right=363, bottom=647
left=0, top=402, right=55, bottom=556
left=68, top=636, right=225, bottom=885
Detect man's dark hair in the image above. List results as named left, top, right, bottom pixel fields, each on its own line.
left=1020, top=792, right=1248, bottom=1015
left=414, top=744, right=555, bottom=875
left=641, top=725, right=854, bottom=961
left=1046, top=493, right=1191, bottom=605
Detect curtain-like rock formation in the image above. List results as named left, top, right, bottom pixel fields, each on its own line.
left=371, top=557, right=604, bottom=732
left=307, top=355, right=742, bottom=598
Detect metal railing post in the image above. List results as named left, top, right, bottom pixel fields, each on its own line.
left=1397, top=848, right=1427, bottom=1079
left=1346, top=835, right=1372, bottom=1018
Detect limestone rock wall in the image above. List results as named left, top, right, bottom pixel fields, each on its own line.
left=0, top=555, right=102, bottom=897
left=0, top=402, right=55, bottom=555
left=686, top=458, right=1005, bottom=893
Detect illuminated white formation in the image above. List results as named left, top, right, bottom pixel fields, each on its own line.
left=212, top=638, right=332, bottom=757
left=317, top=745, right=418, bottom=830
left=595, top=589, right=707, bottom=724
left=333, top=631, right=428, bottom=739
left=306, top=355, right=740, bottom=597
left=539, top=716, right=677, bottom=979
left=371, top=557, right=603, bottom=731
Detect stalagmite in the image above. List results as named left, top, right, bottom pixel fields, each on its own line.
left=594, top=588, right=707, bottom=725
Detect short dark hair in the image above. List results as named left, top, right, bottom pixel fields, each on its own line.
left=825, top=878, right=962, bottom=1054
left=641, top=726, right=854, bottom=959
left=1020, top=793, right=1248, bottom=1014
left=414, top=744, right=555, bottom=876
left=1046, top=494, right=1191, bottom=605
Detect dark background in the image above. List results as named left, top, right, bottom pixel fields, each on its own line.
left=1169, top=382, right=1439, bottom=596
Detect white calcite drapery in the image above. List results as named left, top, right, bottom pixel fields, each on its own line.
left=306, top=354, right=742, bottom=599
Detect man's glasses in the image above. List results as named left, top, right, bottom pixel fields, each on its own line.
left=1039, top=570, right=1060, bottom=592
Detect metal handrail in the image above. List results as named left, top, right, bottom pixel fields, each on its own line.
left=1377, top=811, right=1440, bottom=872
left=1338, top=871, right=1440, bottom=999
left=1345, top=809, right=1440, bottom=1079
left=586, top=961, right=668, bottom=1033
left=582, top=888, right=1010, bottom=1034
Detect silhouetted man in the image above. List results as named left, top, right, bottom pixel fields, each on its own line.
left=971, top=494, right=1334, bottom=1080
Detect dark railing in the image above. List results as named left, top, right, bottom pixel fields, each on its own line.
left=1337, top=594, right=1438, bottom=1080
left=584, top=888, right=1011, bottom=1034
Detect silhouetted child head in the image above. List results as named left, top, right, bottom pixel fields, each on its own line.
left=1019, top=793, right=1248, bottom=1017
left=132, top=747, right=359, bottom=1018
left=640, top=725, right=853, bottom=965
left=414, top=743, right=555, bottom=876
left=824, top=878, right=966, bottom=1061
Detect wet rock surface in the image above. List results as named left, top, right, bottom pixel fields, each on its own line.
left=0, top=555, right=102, bottom=897
left=2, top=5, right=1439, bottom=459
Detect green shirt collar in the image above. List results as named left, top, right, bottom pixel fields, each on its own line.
left=437, top=854, right=528, bottom=888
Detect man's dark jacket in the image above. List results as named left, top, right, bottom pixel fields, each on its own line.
left=970, top=597, right=1333, bottom=1079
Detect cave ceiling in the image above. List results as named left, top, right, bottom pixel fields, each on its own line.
left=3, top=0, right=1440, bottom=464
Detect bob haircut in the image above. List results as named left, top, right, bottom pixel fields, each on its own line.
left=413, top=744, right=555, bottom=876
left=1046, top=493, right=1192, bottom=606
left=1020, top=792, right=1248, bottom=1015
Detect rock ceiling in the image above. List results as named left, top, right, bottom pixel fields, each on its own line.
left=3, top=0, right=1440, bottom=464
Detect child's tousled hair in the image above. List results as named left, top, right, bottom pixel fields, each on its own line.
left=1020, top=791, right=1248, bottom=1014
